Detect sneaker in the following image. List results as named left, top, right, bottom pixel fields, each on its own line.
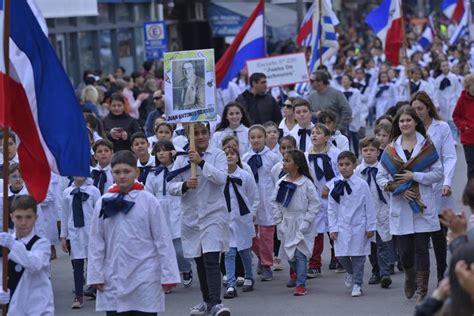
left=329, top=257, right=337, bottom=270
left=273, top=257, right=283, bottom=271
left=381, top=275, right=392, bottom=289
left=222, top=275, right=228, bottom=287
left=307, top=268, right=321, bottom=279
left=84, top=286, right=96, bottom=299
left=242, top=278, right=254, bottom=292
left=210, top=303, right=231, bottom=316
left=190, top=302, right=209, bottom=315
left=183, top=271, right=193, bottom=288
left=351, top=284, right=363, bottom=297
left=71, top=297, right=83, bottom=309
left=368, top=274, right=381, bottom=284
left=256, top=260, right=263, bottom=275
left=286, top=278, right=297, bottom=288
left=335, top=262, right=346, bottom=273
left=294, top=285, right=307, bottom=296
left=261, top=266, right=273, bottom=281
left=344, top=273, right=353, bottom=289
left=389, top=264, right=395, bottom=275
left=236, top=277, right=245, bottom=287
left=223, top=286, right=238, bottom=299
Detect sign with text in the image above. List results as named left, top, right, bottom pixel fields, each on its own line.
left=144, top=21, right=167, bottom=60
left=246, top=53, right=309, bottom=87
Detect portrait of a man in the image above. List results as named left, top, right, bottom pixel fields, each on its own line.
left=172, top=60, right=206, bottom=110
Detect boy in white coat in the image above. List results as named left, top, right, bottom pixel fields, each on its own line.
left=87, top=150, right=180, bottom=315
left=168, top=122, right=231, bottom=316
left=61, top=176, right=101, bottom=309
left=91, top=139, right=114, bottom=195
left=0, top=195, right=54, bottom=315
left=328, top=151, right=376, bottom=297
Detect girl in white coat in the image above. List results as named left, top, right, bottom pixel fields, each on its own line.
left=273, top=150, right=320, bottom=296
left=411, top=91, right=457, bottom=283
left=264, top=121, right=282, bottom=159
left=145, top=140, right=193, bottom=288
left=242, top=125, right=281, bottom=281
left=210, top=102, right=251, bottom=156
left=61, top=176, right=101, bottom=308
left=305, top=124, right=341, bottom=276
left=376, top=106, right=443, bottom=304
left=223, top=147, right=258, bottom=298
left=328, top=151, right=376, bottom=297
left=370, top=71, right=397, bottom=119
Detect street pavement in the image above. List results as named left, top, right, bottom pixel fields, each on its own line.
left=51, top=146, right=469, bottom=316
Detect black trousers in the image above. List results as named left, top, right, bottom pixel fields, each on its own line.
left=106, top=312, right=156, bottom=316
left=431, top=222, right=448, bottom=282
left=397, top=232, right=431, bottom=271
left=369, top=241, right=379, bottom=274
left=464, top=144, right=474, bottom=180
left=195, top=252, right=221, bottom=307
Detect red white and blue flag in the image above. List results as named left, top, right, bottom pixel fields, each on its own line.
left=216, top=0, right=265, bottom=89
left=0, top=0, right=90, bottom=202
left=296, top=3, right=314, bottom=46
left=441, top=0, right=465, bottom=23
left=365, top=0, right=404, bottom=65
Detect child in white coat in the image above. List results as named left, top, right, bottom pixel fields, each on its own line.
left=87, top=150, right=180, bottom=315
left=61, top=176, right=101, bottom=308
left=145, top=140, right=193, bottom=288
left=223, top=146, right=258, bottom=298
left=131, top=132, right=155, bottom=185
left=328, top=151, right=376, bottom=297
left=91, top=139, right=114, bottom=195
left=273, top=150, right=320, bottom=296
left=242, top=125, right=281, bottom=281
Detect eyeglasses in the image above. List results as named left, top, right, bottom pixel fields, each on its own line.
left=153, top=96, right=163, bottom=101
left=284, top=103, right=293, bottom=108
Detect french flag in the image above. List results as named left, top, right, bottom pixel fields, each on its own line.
left=216, top=0, right=265, bottom=89
left=418, top=26, right=433, bottom=50
left=365, top=0, right=404, bottom=65
left=441, top=0, right=465, bottom=23
left=0, top=0, right=90, bottom=202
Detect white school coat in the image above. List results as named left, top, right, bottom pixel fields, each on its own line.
left=2, top=231, right=54, bottom=316
left=269, top=144, right=282, bottom=159
left=0, top=186, right=46, bottom=238
left=355, top=162, right=391, bottom=242
left=327, top=174, right=376, bottom=256
left=90, top=164, right=114, bottom=194
left=210, top=124, right=250, bottom=156
left=341, top=87, right=363, bottom=132
left=427, top=119, right=457, bottom=210
left=305, top=145, right=341, bottom=233
left=61, top=182, right=101, bottom=259
left=272, top=175, right=320, bottom=259
left=434, top=72, right=462, bottom=120
left=87, top=189, right=180, bottom=313
left=39, top=174, right=59, bottom=245
left=145, top=163, right=183, bottom=239
left=289, top=123, right=315, bottom=152
left=369, top=83, right=396, bottom=118
left=271, top=161, right=284, bottom=185
left=226, top=167, right=258, bottom=250
left=353, top=79, right=372, bottom=122
left=242, top=147, right=281, bottom=226
left=278, top=118, right=298, bottom=137
left=168, top=146, right=230, bottom=258
left=330, top=131, right=350, bottom=152
left=376, top=132, right=444, bottom=235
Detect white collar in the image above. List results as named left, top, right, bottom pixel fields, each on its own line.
left=393, top=132, right=426, bottom=162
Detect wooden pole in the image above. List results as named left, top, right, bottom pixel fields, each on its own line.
left=2, top=1, right=10, bottom=314
left=318, top=0, right=323, bottom=67
left=188, top=123, right=197, bottom=178
left=399, top=0, right=412, bottom=97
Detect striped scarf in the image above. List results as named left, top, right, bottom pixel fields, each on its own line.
left=380, top=137, right=439, bottom=213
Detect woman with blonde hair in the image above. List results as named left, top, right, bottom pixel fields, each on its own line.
left=81, top=85, right=100, bottom=118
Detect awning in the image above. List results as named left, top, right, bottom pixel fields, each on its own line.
left=208, top=1, right=297, bottom=41
left=36, top=0, right=98, bottom=18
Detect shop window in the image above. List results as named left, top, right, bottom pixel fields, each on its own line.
left=118, top=28, right=134, bottom=73
left=78, top=31, right=96, bottom=74
left=99, top=30, right=113, bottom=73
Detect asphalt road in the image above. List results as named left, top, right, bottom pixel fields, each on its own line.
left=51, top=146, right=469, bottom=316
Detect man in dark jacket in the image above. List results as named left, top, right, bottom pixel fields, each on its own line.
left=235, top=73, right=282, bottom=125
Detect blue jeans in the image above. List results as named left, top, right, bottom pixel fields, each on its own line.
left=447, top=120, right=459, bottom=143
left=288, top=249, right=307, bottom=287
left=338, top=256, right=366, bottom=286
left=224, top=248, right=253, bottom=288
left=376, top=233, right=394, bottom=277
left=173, top=238, right=192, bottom=273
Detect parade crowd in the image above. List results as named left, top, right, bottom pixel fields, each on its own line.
left=0, top=22, right=473, bottom=316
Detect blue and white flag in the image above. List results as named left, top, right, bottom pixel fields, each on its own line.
left=418, top=26, right=433, bottom=50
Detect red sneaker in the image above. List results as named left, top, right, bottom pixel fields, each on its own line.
left=294, top=285, right=307, bottom=296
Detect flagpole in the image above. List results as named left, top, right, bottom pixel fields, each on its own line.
left=2, top=0, right=10, bottom=313
left=318, top=0, right=323, bottom=67
left=399, top=0, right=411, bottom=97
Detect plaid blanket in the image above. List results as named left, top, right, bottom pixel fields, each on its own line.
left=380, top=137, right=439, bottom=213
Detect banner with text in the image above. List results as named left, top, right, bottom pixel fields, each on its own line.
left=246, top=52, right=309, bottom=87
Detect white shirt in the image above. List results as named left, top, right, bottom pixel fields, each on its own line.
left=278, top=118, right=298, bottom=137
left=90, top=164, right=114, bottom=195
left=340, top=87, right=363, bottom=132
left=369, top=83, right=396, bottom=118
left=289, top=123, right=315, bottom=152
left=434, top=72, right=462, bottom=120
left=87, top=189, right=180, bottom=313
left=210, top=124, right=250, bottom=156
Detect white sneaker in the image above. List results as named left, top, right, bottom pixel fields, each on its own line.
left=190, top=302, right=208, bottom=315
left=344, top=273, right=353, bottom=289
left=222, top=275, right=228, bottom=287
left=273, top=257, right=283, bottom=271
left=351, top=284, right=363, bottom=297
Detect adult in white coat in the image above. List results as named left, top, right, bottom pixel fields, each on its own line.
left=410, top=91, right=456, bottom=283
left=376, top=106, right=443, bottom=304
left=168, top=123, right=231, bottom=315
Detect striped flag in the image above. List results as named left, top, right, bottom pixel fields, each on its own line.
left=307, top=0, right=339, bottom=73
left=441, top=0, right=465, bottom=23
left=418, top=26, right=433, bottom=50
left=296, top=3, right=315, bottom=46
left=449, top=0, right=469, bottom=45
